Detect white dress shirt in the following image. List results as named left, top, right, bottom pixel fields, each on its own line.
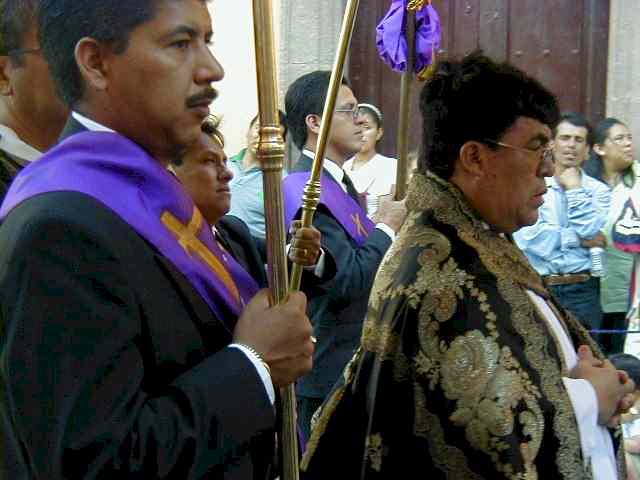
left=0, top=124, right=42, bottom=165
left=528, top=291, right=618, bottom=479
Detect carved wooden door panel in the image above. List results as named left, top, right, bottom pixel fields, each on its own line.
left=349, top=0, right=610, bottom=157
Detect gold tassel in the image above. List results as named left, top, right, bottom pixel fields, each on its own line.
left=417, top=44, right=438, bottom=81
left=407, top=0, right=430, bottom=11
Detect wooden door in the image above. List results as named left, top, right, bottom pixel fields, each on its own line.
left=349, top=0, right=610, bottom=157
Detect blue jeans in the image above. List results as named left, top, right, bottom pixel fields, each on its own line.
left=549, top=277, right=603, bottom=345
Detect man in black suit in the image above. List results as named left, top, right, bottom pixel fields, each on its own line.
left=283, top=71, right=407, bottom=441
left=0, top=1, right=314, bottom=478
left=0, top=0, right=68, bottom=200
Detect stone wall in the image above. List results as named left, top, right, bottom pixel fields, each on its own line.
left=607, top=1, right=640, bottom=151
left=278, top=0, right=346, bottom=100
left=278, top=0, right=347, bottom=162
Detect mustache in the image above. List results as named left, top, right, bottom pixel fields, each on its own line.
left=185, top=87, right=218, bottom=108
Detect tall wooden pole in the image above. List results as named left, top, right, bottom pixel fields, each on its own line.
left=251, top=1, right=295, bottom=478
left=394, top=8, right=416, bottom=201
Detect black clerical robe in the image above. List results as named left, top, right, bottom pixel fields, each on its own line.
left=301, top=172, right=624, bottom=479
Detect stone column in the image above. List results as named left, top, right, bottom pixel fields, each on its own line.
left=278, top=0, right=347, bottom=163
left=607, top=1, right=640, bottom=145
left=278, top=0, right=347, bottom=99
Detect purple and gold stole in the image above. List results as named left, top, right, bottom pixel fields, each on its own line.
left=283, top=171, right=374, bottom=246
left=0, top=131, right=259, bottom=321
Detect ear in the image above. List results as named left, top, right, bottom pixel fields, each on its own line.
left=74, top=37, right=111, bottom=92
left=375, top=126, right=384, bottom=142
left=305, top=113, right=321, bottom=135
left=593, top=143, right=606, bottom=157
left=457, top=141, right=488, bottom=178
left=0, top=56, right=14, bottom=96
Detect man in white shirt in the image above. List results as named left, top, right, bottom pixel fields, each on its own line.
left=0, top=0, right=68, bottom=200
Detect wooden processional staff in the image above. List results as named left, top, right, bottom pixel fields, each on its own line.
left=251, top=0, right=292, bottom=478
left=252, top=1, right=362, bottom=479
left=380, top=0, right=441, bottom=199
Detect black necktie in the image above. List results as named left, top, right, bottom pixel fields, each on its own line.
left=341, top=171, right=360, bottom=202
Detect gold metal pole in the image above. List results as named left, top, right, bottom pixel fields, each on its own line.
left=289, top=0, right=361, bottom=293
left=251, top=1, right=296, bottom=479
left=394, top=8, right=416, bottom=201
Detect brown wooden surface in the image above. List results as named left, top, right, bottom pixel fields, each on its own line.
left=349, top=0, right=610, bottom=157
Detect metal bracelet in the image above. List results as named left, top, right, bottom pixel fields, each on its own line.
left=237, top=343, right=271, bottom=376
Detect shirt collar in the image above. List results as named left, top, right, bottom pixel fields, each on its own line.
left=72, top=111, right=115, bottom=133
left=547, top=169, right=585, bottom=189
left=0, top=124, right=42, bottom=165
left=302, top=149, right=344, bottom=183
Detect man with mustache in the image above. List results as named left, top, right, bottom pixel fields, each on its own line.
left=0, top=0, right=314, bottom=478
left=0, top=0, right=68, bottom=201
left=515, top=112, right=611, bottom=346
left=282, top=70, right=407, bottom=442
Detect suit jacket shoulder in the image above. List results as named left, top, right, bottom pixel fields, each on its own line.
left=217, top=214, right=268, bottom=288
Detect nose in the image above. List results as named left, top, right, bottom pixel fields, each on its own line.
left=195, top=46, right=225, bottom=84
left=220, top=160, right=234, bottom=182
left=538, top=153, right=555, bottom=178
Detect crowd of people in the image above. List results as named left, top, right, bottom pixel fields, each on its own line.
left=0, top=1, right=639, bottom=479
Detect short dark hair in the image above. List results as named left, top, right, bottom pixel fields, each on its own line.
left=554, top=111, right=593, bottom=146
left=0, top=0, right=38, bottom=66
left=418, top=51, right=559, bottom=180
left=250, top=109, right=288, bottom=141
left=38, top=0, right=167, bottom=107
left=284, top=70, right=350, bottom=150
left=609, top=353, right=640, bottom=388
left=583, top=117, right=634, bottom=187
left=202, top=114, right=225, bottom=148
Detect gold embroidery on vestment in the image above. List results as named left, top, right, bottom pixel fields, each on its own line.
left=365, top=433, right=384, bottom=472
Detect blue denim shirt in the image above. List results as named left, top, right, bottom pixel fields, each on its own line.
left=514, top=171, right=611, bottom=276
left=228, top=148, right=267, bottom=239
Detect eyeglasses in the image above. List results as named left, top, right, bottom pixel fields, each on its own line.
left=484, top=139, right=554, bottom=165
left=334, top=104, right=360, bottom=121
left=609, top=134, right=633, bottom=146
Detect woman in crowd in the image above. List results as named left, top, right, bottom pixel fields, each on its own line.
left=172, top=116, right=323, bottom=284
left=584, top=117, right=636, bottom=354
left=343, top=103, right=397, bottom=217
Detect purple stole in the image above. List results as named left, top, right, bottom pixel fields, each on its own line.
left=0, top=131, right=259, bottom=322
left=283, top=171, right=374, bottom=246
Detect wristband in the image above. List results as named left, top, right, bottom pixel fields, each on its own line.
left=237, top=343, right=271, bottom=376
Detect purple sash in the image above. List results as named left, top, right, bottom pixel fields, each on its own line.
left=0, top=131, right=259, bottom=322
left=283, top=172, right=375, bottom=246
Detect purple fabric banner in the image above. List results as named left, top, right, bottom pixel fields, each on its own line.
left=0, top=131, right=259, bottom=323
left=376, top=0, right=441, bottom=75
left=283, top=172, right=375, bottom=247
